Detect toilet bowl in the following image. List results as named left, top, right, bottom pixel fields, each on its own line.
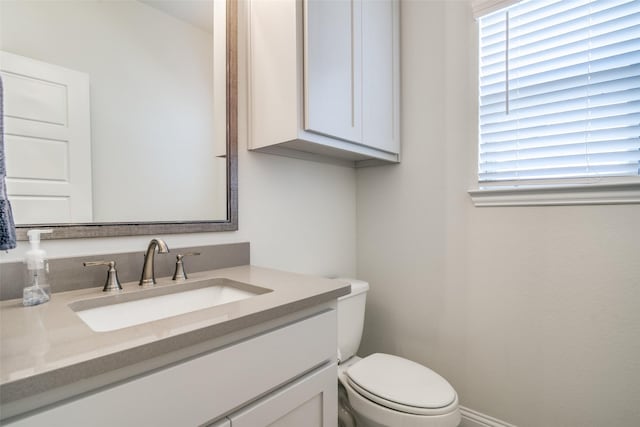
left=337, top=279, right=460, bottom=427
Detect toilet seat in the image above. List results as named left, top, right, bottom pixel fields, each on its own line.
left=345, top=353, right=458, bottom=416
left=340, top=362, right=461, bottom=427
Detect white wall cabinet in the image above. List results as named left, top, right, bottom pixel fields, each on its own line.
left=247, top=0, right=399, bottom=167
left=7, top=310, right=337, bottom=427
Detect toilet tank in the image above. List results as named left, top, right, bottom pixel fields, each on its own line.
left=336, top=279, right=370, bottom=363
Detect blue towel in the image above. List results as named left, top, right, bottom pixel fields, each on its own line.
left=0, top=75, right=17, bottom=250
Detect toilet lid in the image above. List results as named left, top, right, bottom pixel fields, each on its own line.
left=345, top=353, right=457, bottom=415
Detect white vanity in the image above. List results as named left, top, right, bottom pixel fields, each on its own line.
left=0, top=266, right=349, bottom=427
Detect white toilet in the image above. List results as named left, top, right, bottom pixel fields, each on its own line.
left=337, top=279, right=461, bottom=427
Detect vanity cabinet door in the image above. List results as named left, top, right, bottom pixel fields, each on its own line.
left=228, top=362, right=337, bottom=427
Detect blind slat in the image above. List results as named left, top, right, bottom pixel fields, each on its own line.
left=481, top=87, right=640, bottom=123
left=481, top=138, right=640, bottom=163
left=481, top=101, right=640, bottom=133
left=479, top=163, right=640, bottom=181
left=481, top=153, right=640, bottom=177
left=481, top=113, right=640, bottom=143
left=481, top=125, right=640, bottom=152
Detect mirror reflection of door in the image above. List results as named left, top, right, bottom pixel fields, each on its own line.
left=0, top=0, right=227, bottom=225
left=1, top=51, right=92, bottom=224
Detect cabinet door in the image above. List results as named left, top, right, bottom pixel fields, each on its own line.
left=229, top=362, right=337, bottom=427
left=362, top=0, right=400, bottom=154
left=304, top=0, right=362, bottom=143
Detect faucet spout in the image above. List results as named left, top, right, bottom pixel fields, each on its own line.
left=139, top=238, right=170, bottom=286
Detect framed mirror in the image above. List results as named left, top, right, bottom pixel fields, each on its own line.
left=0, top=0, right=237, bottom=240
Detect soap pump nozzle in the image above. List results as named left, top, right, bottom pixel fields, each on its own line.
left=26, top=229, right=52, bottom=270
left=27, top=228, right=52, bottom=243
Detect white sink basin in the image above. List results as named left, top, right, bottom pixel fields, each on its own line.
left=70, top=278, right=271, bottom=332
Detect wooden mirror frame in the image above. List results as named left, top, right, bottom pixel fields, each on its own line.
left=15, top=0, right=238, bottom=240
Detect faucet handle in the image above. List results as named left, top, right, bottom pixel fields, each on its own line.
left=83, top=261, right=123, bottom=292
left=172, top=252, right=201, bottom=281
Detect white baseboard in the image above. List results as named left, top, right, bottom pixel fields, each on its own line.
left=459, top=406, right=517, bottom=427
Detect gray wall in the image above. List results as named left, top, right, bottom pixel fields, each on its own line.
left=356, top=1, right=640, bottom=426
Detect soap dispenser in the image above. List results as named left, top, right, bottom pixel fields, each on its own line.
left=23, top=229, right=53, bottom=306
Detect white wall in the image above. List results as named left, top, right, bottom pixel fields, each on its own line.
left=0, top=0, right=224, bottom=222
left=0, top=0, right=357, bottom=280
left=356, top=1, right=640, bottom=426
left=1, top=150, right=357, bottom=278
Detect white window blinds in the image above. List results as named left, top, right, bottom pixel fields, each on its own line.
left=478, top=0, right=640, bottom=183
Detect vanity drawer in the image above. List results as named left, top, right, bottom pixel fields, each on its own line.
left=7, top=309, right=337, bottom=427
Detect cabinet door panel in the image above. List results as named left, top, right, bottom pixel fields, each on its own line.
left=304, top=0, right=362, bottom=143
left=229, top=362, right=337, bottom=427
left=269, top=394, right=322, bottom=427
left=362, top=0, right=399, bottom=154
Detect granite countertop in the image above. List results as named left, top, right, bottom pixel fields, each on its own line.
left=0, top=265, right=350, bottom=406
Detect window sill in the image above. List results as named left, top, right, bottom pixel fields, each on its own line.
left=468, top=181, right=640, bottom=207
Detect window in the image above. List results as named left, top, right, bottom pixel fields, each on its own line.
left=472, top=0, right=640, bottom=205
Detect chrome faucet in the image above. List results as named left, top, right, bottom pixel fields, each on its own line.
left=139, top=238, right=170, bottom=286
